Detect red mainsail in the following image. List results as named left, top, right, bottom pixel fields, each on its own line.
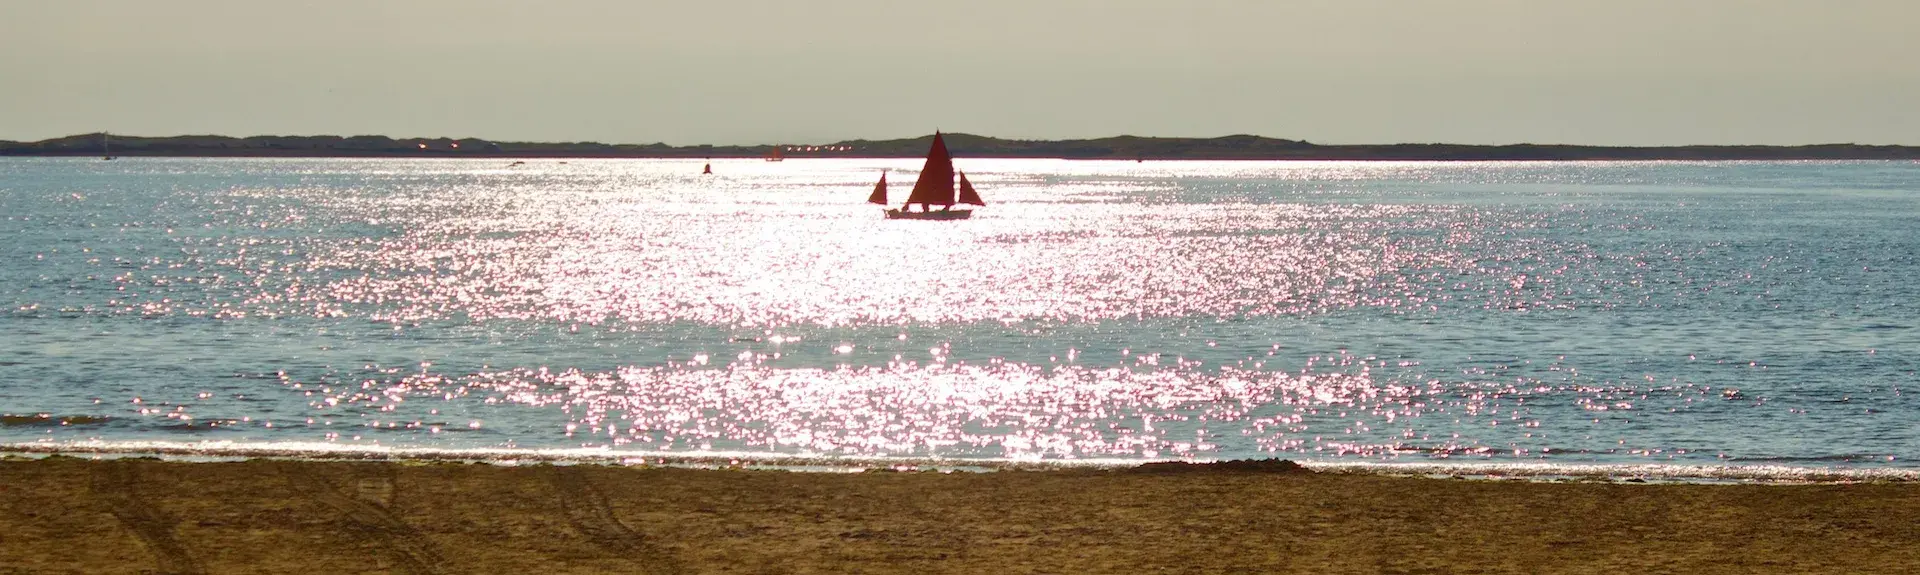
left=903, top=132, right=956, bottom=207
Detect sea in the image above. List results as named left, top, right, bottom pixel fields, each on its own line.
left=3, top=157, right=1916, bottom=480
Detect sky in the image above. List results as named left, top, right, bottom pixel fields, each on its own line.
left=3, top=0, right=1917, bottom=146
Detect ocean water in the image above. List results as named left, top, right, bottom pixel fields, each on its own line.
left=3, top=157, right=1916, bottom=475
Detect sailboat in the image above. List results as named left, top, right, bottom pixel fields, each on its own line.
left=765, top=146, right=784, bottom=162
left=102, top=132, right=115, bottom=161
left=870, top=132, right=984, bottom=220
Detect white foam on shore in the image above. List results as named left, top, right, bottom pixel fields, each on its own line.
left=0, top=440, right=1135, bottom=471
left=1305, top=461, right=1920, bottom=483
left=5, top=440, right=1916, bottom=483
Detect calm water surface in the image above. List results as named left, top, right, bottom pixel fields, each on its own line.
left=2, top=158, right=1916, bottom=473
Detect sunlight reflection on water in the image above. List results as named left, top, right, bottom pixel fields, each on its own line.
left=279, top=161, right=1471, bottom=326
left=3, top=158, right=1918, bottom=467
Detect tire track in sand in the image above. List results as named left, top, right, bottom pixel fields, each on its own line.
left=547, top=465, right=686, bottom=575
left=88, top=461, right=205, bottom=575
left=278, top=463, right=445, bottom=575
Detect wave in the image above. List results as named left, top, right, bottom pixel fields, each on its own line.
left=0, top=414, right=110, bottom=427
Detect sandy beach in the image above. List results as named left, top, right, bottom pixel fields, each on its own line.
left=0, top=457, right=1914, bottom=574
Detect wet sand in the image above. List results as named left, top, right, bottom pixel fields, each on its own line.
left=2, top=457, right=1917, bottom=574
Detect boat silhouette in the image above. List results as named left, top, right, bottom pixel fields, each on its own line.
left=871, top=132, right=984, bottom=220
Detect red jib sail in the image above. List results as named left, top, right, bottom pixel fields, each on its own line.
left=867, top=172, right=888, bottom=205
left=903, top=132, right=955, bottom=207
left=957, top=171, right=984, bottom=206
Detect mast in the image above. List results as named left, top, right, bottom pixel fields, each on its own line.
left=867, top=171, right=888, bottom=205
left=902, top=132, right=955, bottom=210
left=957, top=171, right=984, bottom=206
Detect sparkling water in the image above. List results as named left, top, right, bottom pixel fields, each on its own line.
left=3, top=157, right=1915, bottom=472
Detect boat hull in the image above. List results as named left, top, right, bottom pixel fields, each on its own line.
left=886, top=209, right=972, bottom=220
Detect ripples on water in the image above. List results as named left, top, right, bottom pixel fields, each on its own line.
left=1, top=158, right=1916, bottom=470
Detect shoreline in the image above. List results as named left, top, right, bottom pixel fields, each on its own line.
left=12, top=154, right=1920, bottom=162
left=5, top=456, right=1919, bottom=573
left=5, top=443, right=1916, bottom=484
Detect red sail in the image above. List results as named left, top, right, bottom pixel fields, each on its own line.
left=957, top=171, right=984, bottom=206
left=867, top=172, right=888, bottom=205
left=903, top=132, right=955, bottom=207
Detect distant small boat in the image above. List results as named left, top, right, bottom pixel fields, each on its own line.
left=703, top=162, right=712, bottom=174
left=765, top=146, right=784, bottom=162
left=102, top=132, right=115, bottom=160
left=873, top=132, right=984, bottom=220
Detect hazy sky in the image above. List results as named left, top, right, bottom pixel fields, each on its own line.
left=4, top=0, right=1916, bottom=145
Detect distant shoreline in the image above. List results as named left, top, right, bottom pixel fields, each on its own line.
left=6, top=132, right=1920, bottom=161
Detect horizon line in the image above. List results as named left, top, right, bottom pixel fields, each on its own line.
left=7, top=132, right=1918, bottom=149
